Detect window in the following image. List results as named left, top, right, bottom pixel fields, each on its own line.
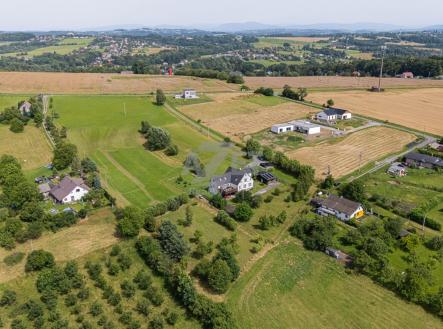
left=76, top=188, right=80, bottom=192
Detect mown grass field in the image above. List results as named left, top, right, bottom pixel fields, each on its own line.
left=54, top=95, right=245, bottom=207
left=227, top=241, right=443, bottom=329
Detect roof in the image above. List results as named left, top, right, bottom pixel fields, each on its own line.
left=211, top=167, right=252, bottom=187
left=38, top=183, right=51, bottom=194
left=19, top=101, right=32, bottom=111
left=321, top=108, right=349, bottom=116
left=288, top=120, right=320, bottom=130
left=388, top=162, right=406, bottom=172
left=50, top=176, right=89, bottom=202
left=258, top=172, right=276, bottom=181
left=272, top=123, right=293, bottom=129
left=404, top=152, right=443, bottom=167
left=315, top=194, right=362, bottom=216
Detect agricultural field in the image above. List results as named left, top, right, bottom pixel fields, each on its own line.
left=0, top=72, right=236, bottom=94
left=0, top=124, right=52, bottom=171
left=307, top=88, right=443, bottom=136
left=227, top=241, right=442, bottom=329
left=243, top=76, right=443, bottom=90
left=177, top=93, right=314, bottom=142
left=53, top=95, right=245, bottom=207
left=287, top=126, right=417, bottom=178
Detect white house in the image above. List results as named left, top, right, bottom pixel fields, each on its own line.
left=387, top=162, right=407, bottom=177
left=312, top=194, right=364, bottom=221
left=271, top=120, right=320, bottom=135
left=18, top=101, right=32, bottom=115
left=316, top=108, right=352, bottom=122
left=209, top=167, right=254, bottom=196
left=49, top=177, right=90, bottom=204
left=175, top=89, right=199, bottom=99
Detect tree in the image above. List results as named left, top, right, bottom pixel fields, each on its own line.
left=399, top=260, right=432, bottom=302
left=20, top=202, right=44, bottom=222
left=155, top=89, right=166, bottom=105
left=0, top=289, right=17, bottom=306
left=341, top=180, right=366, bottom=203
left=184, top=153, right=205, bottom=177
left=384, top=218, right=404, bottom=238
left=116, top=206, right=144, bottom=238
left=214, top=211, right=237, bottom=231
left=298, top=88, right=308, bottom=101
left=321, top=175, right=335, bottom=189
left=164, top=144, right=179, bottom=156
left=53, top=142, right=78, bottom=170
left=227, top=73, right=244, bottom=84
left=9, top=118, right=24, bottom=133
left=207, top=259, right=232, bottom=294
left=81, top=158, right=98, bottom=173
left=139, top=121, right=151, bottom=134
left=245, top=138, right=261, bottom=158
left=290, top=216, right=337, bottom=251
left=183, top=206, right=193, bottom=227
left=326, top=99, right=335, bottom=107
left=233, top=203, right=253, bottom=222
left=158, top=220, right=189, bottom=261
left=210, top=193, right=227, bottom=210
left=25, top=250, right=55, bottom=272
left=144, top=127, right=171, bottom=151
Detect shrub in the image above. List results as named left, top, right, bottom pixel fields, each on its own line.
left=144, top=286, right=164, bottom=306
left=120, top=280, right=136, bottom=298
left=0, top=289, right=16, bottom=306
left=136, top=299, right=150, bottom=316
left=110, top=245, right=121, bottom=257
left=3, top=252, right=25, bottom=266
left=9, top=118, right=24, bottom=133
left=90, top=301, right=103, bottom=317
left=254, top=87, right=274, bottom=96
left=25, top=250, right=55, bottom=272
left=210, top=193, right=227, bottom=209
left=233, top=202, right=253, bottom=222
left=158, top=220, right=189, bottom=261
left=164, top=144, right=179, bottom=156
left=207, top=259, right=232, bottom=294
left=117, top=253, right=132, bottom=271
left=144, top=127, right=171, bottom=151
left=214, top=211, right=237, bottom=231
left=133, top=270, right=152, bottom=290
left=155, top=89, right=166, bottom=105
left=166, top=311, right=179, bottom=325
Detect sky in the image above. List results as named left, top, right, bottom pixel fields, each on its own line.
left=0, top=0, right=442, bottom=30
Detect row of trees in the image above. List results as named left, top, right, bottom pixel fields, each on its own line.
left=140, top=121, right=179, bottom=156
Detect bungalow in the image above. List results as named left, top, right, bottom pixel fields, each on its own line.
left=271, top=120, right=321, bottom=135
left=404, top=152, right=443, bottom=169
left=387, top=162, right=407, bottom=177
left=312, top=194, right=364, bottom=221
left=209, top=167, right=254, bottom=196
left=316, top=108, right=352, bottom=122
left=49, top=177, right=90, bottom=204
left=18, top=101, right=32, bottom=115
left=175, top=89, right=199, bottom=99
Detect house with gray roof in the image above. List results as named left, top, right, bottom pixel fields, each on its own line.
left=316, top=107, right=352, bottom=122
left=209, top=167, right=253, bottom=196
left=18, top=101, right=32, bottom=115
left=311, top=194, right=364, bottom=221
left=404, top=152, right=443, bottom=169
left=49, top=177, right=90, bottom=204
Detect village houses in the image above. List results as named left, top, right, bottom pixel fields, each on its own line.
left=311, top=194, right=364, bottom=221
left=316, top=107, right=352, bottom=123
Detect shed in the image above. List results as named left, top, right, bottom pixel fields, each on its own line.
left=257, top=172, right=277, bottom=184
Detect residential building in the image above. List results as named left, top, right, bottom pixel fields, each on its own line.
left=271, top=120, right=321, bottom=135
left=316, top=108, right=352, bottom=122
left=401, top=71, right=414, bottom=79
left=175, top=89, right=199, bottom=99
left=49, top=177, right=90, bottom=204
left=38, top=183, right=51, bottom=199
left=18, top=101, right=32, bottom=115
left=311, top=194, right=364, bottom=221
left=209, top=167, right=253, bottom=196
left=387, top=162, right=407, bottom=177
left=404, top=152, right=443, bottom=169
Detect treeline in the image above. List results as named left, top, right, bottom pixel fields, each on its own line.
left=0, top=96, right=43, bottom=133
left=0, top=32, right=34, bottom=41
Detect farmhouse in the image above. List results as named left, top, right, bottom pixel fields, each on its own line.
left=316, top=107, right=352, bottom=122
left=175, top=88, right=199, bottom=99
left=49, top=176, right=90, bottom=204
left=271, top=120, right=321, bottom=135
left=209, top=167, right=253, bottom=196
left=404, top=152, right=443, bottom=169
left=387, top=162, right=407, bottom=177
left=18, top=101, right=32, bottom=115
left=311, top=194, right=364, bottom=221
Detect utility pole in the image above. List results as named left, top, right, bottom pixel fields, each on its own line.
left=378, top=45, right=387, bottom=92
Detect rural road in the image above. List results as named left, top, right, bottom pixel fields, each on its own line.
left=42, top=95, right=56, bottom=148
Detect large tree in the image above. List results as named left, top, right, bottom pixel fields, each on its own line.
left=144, top=127, right=171, bottom=151
left=156, top=89, right=166, bottom=105
left=52, top=142, right=78, bottom=170
left=158, top=220, right=189, bottom=261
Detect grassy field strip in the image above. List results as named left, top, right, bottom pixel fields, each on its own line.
left=0, top=208, right=117, bottom=284
left=101, top=150, right=155, bottom=201
left=227, top=241, right=443, bottom=329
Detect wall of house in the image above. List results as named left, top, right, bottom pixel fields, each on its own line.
left=62, top=187, right=89, bottom=204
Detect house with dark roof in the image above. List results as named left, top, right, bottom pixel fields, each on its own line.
left=49, top=177, right=90, bottom=204
left=209, top=167, right=253, bottom=196
left=311, top=194, right=364, bottom=221
left=404, top=152, right=443, bottom=169
left=387, top=162, right=407, bottom=177
left=316, top=107, right=352, bottom=122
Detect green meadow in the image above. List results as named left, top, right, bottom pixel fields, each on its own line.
left=53, top=95, right=245, bottom=207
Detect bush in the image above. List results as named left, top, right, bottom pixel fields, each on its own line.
left=25, top=250, right=55, bottom=272
left=227, top=73, right=244, bottom=84
left=3, top=252, right=25, bottom=266
left=233, top=202, right=253, bottom=222
left=155, top=89, right=166, bottom=106
left=254, top=87, right=274, bottom=96
left=164, top=144, right=179, bottom=156
left=214, top=211, right=237, bottom=231
left=9, top=118, right=24, bottom=133
left=208, top=259, right=233, bottom=294
left=144, top=127, right=171, bottom=151
left=166, top=311, right=179, bottom=325
left=90, top=301, right=103, bottom=316
left=0, top=289, right=16, bottom=306
left=210, top=193, right=227, bottom=209
left=110, top=245, right=121, bottom=256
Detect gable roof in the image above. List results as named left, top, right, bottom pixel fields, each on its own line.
left=211, top=167, right=252, bottom=187
left=404, top=152, right=443, bottom=167
left=322, top=107, right=349, bottom=116
left=50, top=177, right=89, bottom=202
left=316, top=194, right=362, bottom=216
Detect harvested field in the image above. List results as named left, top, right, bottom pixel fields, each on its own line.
left=0, top=72, right=236, bottom=94
left=307, top=88, right=443, bottom=136
left=244, top=76, right=443, bottom=90
left=0, top=125, right=52, bottom=170
left=288, top=126, right=416, bottom=178
left=179, top=95, right=314, bottom=141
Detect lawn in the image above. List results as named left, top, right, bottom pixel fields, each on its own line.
left=53, top=95, right=245, bottom=205
left=0, top=124, right=52, bottom=170
left=0, top=94, right=27, bottom=109
left=227, top=241, right=443, bottom=329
